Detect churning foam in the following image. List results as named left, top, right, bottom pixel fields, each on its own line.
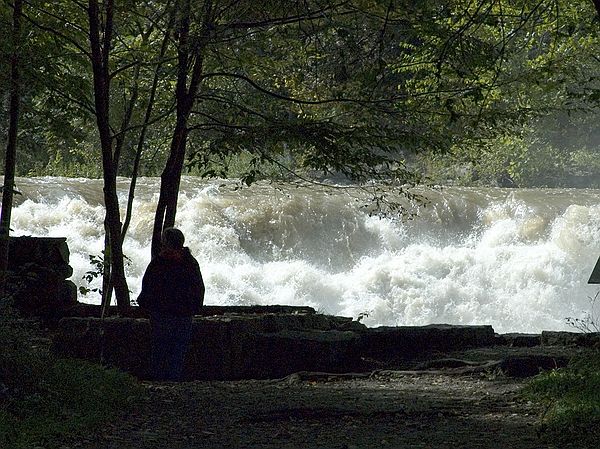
left=7, top=177, right=600, bottom=333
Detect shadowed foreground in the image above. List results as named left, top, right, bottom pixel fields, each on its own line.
left=74, top=371, right=570, bottom=449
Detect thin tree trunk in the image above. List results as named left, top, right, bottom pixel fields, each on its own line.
left=0, top=0, right=23, bottom=288
left=122, top=5, right=175, bottom=241
left=100, top=229, right=111, bottom=318
left=88, top=0, right=130, bottom=312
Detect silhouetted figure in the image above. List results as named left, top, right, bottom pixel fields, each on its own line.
left=137, top=228, right=205, bottom=381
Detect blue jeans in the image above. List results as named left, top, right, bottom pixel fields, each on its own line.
left=149, top=313, right=193, bottom=381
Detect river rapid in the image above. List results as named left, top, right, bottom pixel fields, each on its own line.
left=7, top=176, right=600, bottom=333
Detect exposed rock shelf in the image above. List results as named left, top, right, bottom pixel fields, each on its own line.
left=51, top=312, right=581, bottom=381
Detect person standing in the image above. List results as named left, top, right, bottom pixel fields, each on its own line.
left=137, top=227, right=205, bottom=381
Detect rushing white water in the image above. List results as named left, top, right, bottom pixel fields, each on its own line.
left=6, top=176, right=600, bottom=333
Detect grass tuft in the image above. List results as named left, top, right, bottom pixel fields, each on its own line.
left=524, top=351, right=600, bottom=448
left=0, top=309, right=144, bottom=449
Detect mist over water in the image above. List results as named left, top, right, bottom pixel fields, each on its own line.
left=8, top=176, right=600, bottom=333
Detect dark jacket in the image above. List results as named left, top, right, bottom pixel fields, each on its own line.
left=137, top=247, right=205, bottom=317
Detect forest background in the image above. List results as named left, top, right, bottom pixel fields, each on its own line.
left=2, top=0, right=600, bottom=188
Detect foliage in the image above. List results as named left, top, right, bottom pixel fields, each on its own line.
left=3, top=0, right=599, bottom=187
left=79, top=253, right=105, bottom=297
left=410, top=0, right=600, bottom=187
left=438, top=132, right=572, bottom=187
left=524, top=351, right=600, bottom=449
left=421, top=113, right=600, bottom=188
left=0, top=308, right=144, bottom=449
left=79, top=252, right=132, bottom=299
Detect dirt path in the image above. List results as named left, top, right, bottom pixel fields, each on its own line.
left=74, top=370, right=567, bottom=449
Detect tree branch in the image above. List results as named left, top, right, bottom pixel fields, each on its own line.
left=20, top=8, right=91, bottom=58
left=42, top=83, right=96, bottom=116
left=219, top=1, right=350, bottom=30
left=199, top=71, right=396, bottom=106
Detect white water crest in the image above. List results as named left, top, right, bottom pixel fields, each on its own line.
left=7, top=176, right=600, bottom=333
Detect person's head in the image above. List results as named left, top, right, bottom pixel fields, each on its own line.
left=161, top=227, right=185, bottom=250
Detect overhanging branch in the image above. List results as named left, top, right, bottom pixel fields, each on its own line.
left=219, top=1, right=350, bottom=30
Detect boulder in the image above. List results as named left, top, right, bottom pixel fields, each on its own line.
left=183, top=325, right=364, bottom=380
left=5, top=236, right=77, bottom=318
left=59, top=318, right=574, bottom=381
left=52, top=317, right=151, bottom=377
left=9, top=263, right=77, bottom=317
left=7, top=236, right=73, bottom=278
left=239, top=330, right=363, bottom=379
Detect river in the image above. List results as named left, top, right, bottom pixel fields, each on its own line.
left=8, top=176, right=600, bottom=333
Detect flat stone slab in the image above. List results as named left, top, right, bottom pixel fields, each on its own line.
left=541, top=331, right=600, bottom=347
left=497, top=333, right=541, bottom=347
left=63, top=303, right=318, bottom=319
left=359, top=324, right=496, bottom=361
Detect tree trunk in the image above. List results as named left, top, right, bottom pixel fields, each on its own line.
left=152, top=118, right=189, bottom=258
left=151, top=0, right=211, bottom=257
left=88, top=0, right=130, bottom=312
left=0, top=0, right=23, bottom=287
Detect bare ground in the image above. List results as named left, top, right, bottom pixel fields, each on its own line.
left=73, top=346, right=585, bottom=449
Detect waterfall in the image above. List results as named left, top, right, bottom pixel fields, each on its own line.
left=8, top=176, right=600, bottom=333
